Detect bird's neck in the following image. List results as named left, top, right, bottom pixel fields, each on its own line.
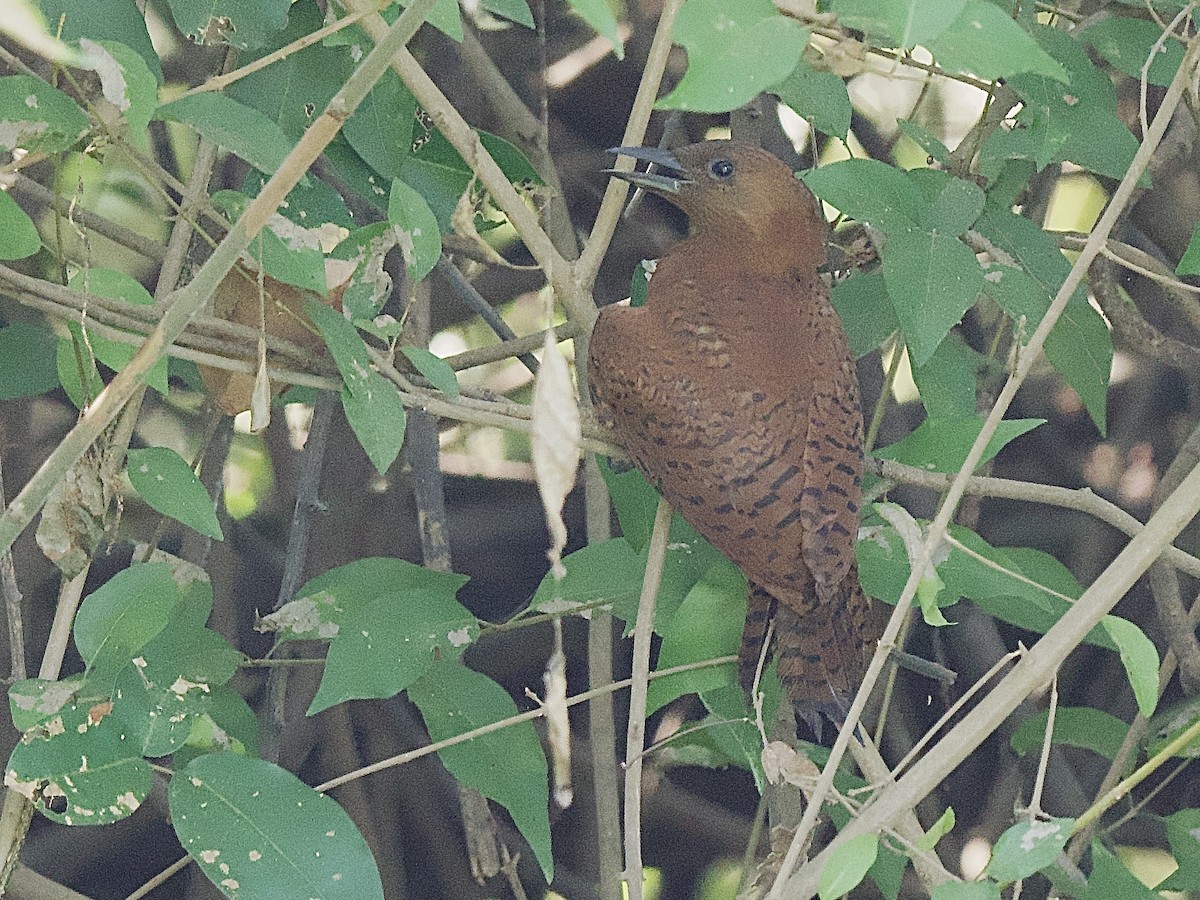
left=647, top=236, right=829, bottom=332
left=684, top=205, right=827, bottom=278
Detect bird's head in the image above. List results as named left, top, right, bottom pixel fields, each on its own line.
left=606, top=140, right=829, bottom=272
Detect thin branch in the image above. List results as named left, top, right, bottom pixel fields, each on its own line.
left=576, top=0, right=685, bottom=292
left=435, top=255, right=541, bottom=374
left=260, top=390, right=336, bottom=766
left=1072, top=714, right=1200, bottom=838
left=872, top=458, right=1200, bottom=580
left=131, top=652, right=739, bottom=898
left=443, top=323, right=576, bottom=371
left=179, top=6, right=376, bottom=98
left=622, top=497, right=672, bottom=900
left=0, top=455, right=25, bottom=681
left=1148, top=418, right=1200, bottom=692
left=319, top=652, right=735, bottom=792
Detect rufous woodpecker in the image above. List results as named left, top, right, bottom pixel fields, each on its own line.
left=589, top=140, right=878, bottom=733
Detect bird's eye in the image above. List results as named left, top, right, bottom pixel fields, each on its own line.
left=708, top=158, right=735, bottom=180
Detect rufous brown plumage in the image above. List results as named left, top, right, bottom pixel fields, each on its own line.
left=589, top=140, right=878, bottom=732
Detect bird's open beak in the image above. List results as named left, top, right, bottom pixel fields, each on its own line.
left=604, top=146, right=692, bottom=194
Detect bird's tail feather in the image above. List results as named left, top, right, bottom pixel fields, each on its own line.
left=739, top=576, right=877, bottom=740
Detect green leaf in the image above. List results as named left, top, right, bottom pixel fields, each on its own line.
left=5, top=700, right=151, bottom=825
left=39, top=0, right=163, bottom=81
left=646, top=560, right=745, bottom=715
left=191, top=685, right=260, bottom=757
left=1010, top=707, right=1128, bottom=761
left=1176, top=217, right=1200, bottom=276
left=0, top=189, right=39, bottom=259
left=566, top=0, right=624, bottom=60
left=980, top=26, right=1138, bottom=182
left=771, top=57, right=852, bottom=139
left=307, top=590, right=479, bottom=715
left=830, top=271, right=899, bottom=358
left=167, top=0, right=290, bottom=50
left=630, top=259, right=652, bottom=308
left=830, top=0, right=965, bottom=48
left=264, top=557, right=468, bottom=641
left=343, top=69, right=417, bottom=179
left=0, top=323, right=59, bottom=399
left=156, top=93, right=294, bottom=174
left=896, top=120, right=951, bottom=165
left=225, top=0, right=351, bottom=140
left=1085, top=840, right=1161, bottom=899
left=73, top=562, right=183, bottom=695
left=873, top=416, right=1043, bottom=472
left=868, top=841, right=907, bottom=900
left=931, top=882, right=1001, bottom=900
left=928, top=0, right=1067, bottom=82
left=340, top=380, right=407, bottom=475
left=81, top=39, right=158, bottom=148
left=918, top=807, right=955, bottom=851
left=657, top=0, right=807, bottom=113
left=332, top=222, right=402, bottom=320
left=819, top=833, right=878, bottom=900
left=599, top=462, right=662, bottom=550
left=387, top=178, right=441, bottom=282
left=398, top=0, right=462, bottom=42
left=8, top=675, right=85, bottom=733
left=171, top=752, right=383, bottom=899
left=804, top=158, right=923, bottom=232
left=1160, top=808, right=1200, bottom=890
left=697, top=683, right=776, bottom=792
left=1081, top=16, right=1185, bottom=87
left=907, top=168, right=985, bottom=235
left=401, top=347, right=460, bottom=398
left=398, top=128, right=540, bottom=229
left=881, top=227, right=984, bottom=366
left=305, top=298, right=408, bottom=473
left=409, top=659, right=553, bottom=881
left=65, top=268, right=169, bottom=396
left=210, top=192, right=331, bottom=294
left=911, top=336, right=984, bottom=420
left=985, top=817, right=1073, bottom=882
left=978, top=209, right=1111, bottom=433
left=1099, top=616, right=1159, bottom=717
left=115, top=621, right=240, bottom=756
left=484, top=0, right=534, bottom=28
left=0, top=74, right=88, bottom=153
left=531, top=537, right=643, bottom=616
left=126, top=447, right=223, bottom=540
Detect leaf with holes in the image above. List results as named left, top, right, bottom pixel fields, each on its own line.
left=5, top=700, right=150, bottom=825
left=985, top=817, right=1073, bottom=882
left=307, top=590, right=478, bottom=715
left=0, top=74, right=88, bottom=153
left=170, top=752, right=383, bottom=899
